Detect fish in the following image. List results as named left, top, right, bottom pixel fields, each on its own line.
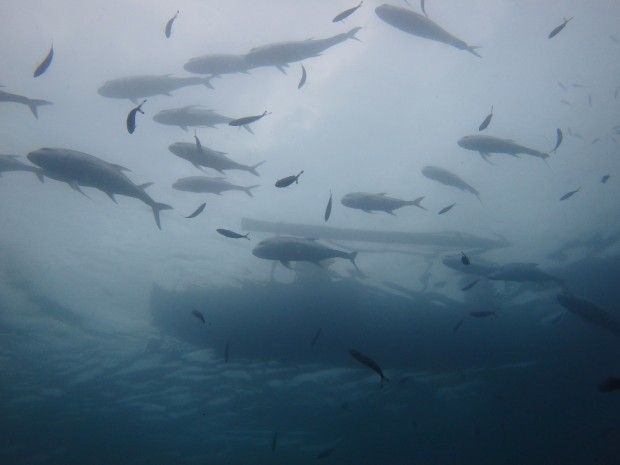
left=0, top=88, right=52, bottom=118
left=33, top=44, right=53, bottom=78
left=228, top=111, right=271, bottom=133
left=316, top=448, right=335, bottom=460
left=126, top=99, right=146, bottom=134
left=598, top=377, right=620, bottom=393
left=551, top=128, right=563, bottom=153
left=470, top=311, right=496, bottom=318
left=375, top=4, right=481, bottom=57
left=559, top=188, right=580, bottom=201
left=172, top=176, right=259, bottom=198
left=244, top=28, right=361, bottom=72
left=557, top=292, right=620, bottom=338
left=601, top=175, right=610, bottom=183
left=324, top=190, right=333, bottom=222
left=615, top=86, right=620, bottom=99
left=341, top=192, right=426, bottom=215
left=153, top=106, right=233, bottom=131
left=478, top=106, right=493, bottom=131
left=438, top=203, right=456, bottom=215
left=27, top=148, right=172, bottom=229
left=185, top=203, right=206, bottom=219
left=458, top=135, right=549, bottom=163
left=311, top=327, right=322, bottom=346
left=271, top=431, right=278, bottom=452
left=557, top=81, right=567, bottom=91
left=0, top=154, right=44, bottom=182
left=548, top=17, right=573, bottom=39
left=560, top=99, right=571, bottom=106
left=350, top=349, right=389, bottom=387
left=588, top=94, right=592, bottom=106
left=168, top=142, right=265, bottom=176
left=592, top=138, right=600, bottom=144
left=461, top=252, right=470, bottom=265
left=275, top=170, right=304, bottom=188
left=191, top=309, right=206, bottom=324
left=184, top=53, right=254, bottom=76
left=611, top=35, right=619, bottom=43
left=461, top=279, right=479, bottom=291
left=165, top=10, right=179, bottom=39
left=572, top=83, right=585, bottom=88
left=421, top=0, right=427, bottom=16
left=452, top=319, right=464, bottom=333
left=216, top=228, right=250, bottom=240
left=98, top=75, right=213, bottom=102
left=333, top=2, right=363, bottom=23
left=489, top=263, right=563, bottom=286
left=194, top=130, right=202, bottom=153
left=224, top=342, right=230, bottom=362
left=422, top=166, right=481, bottom=202
left=252, top=236, right=358, bottom=270
left=298, top=64, right=307, bottom=89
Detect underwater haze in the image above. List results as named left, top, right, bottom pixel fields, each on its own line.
left=1, top=0, right=620, bottom=463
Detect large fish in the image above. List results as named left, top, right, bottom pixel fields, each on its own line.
left=243, top=27, right=361, bottom=72
left=184, top=53, right=254, bottom=76
left=421, top=166, right=481, bottom=202
left=375, top=4, right=481, bottom=57
left=97, top=75, right=213, bottom=102
left=0, top=154, right=44, bottom=181
left=458, top=135, right=549, bottom=163
left=27, top=148, right=172, bottom=229
left=557, top=292, right=620, bottom=338
left=168, top=142, right=265, bottom=176
left=172, top=176, right=259, bottom=198
left=489, top=263, right=563, bottom=286
left=341, top=192, right=426, bottom=215
left=153, top=106, right=233, bottom=131
left=0, top=88, right=52, bottom=118
left=252, top=236, right=358, bottom=270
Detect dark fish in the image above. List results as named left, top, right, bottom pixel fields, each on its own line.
left=452, top=318, right=464, bottom=333
left=324, top=190, right=333, bottom=222
left=438, top=203, right=455, bottom=215
left=185, top=202, right=206, bottom=219
left=333, top=2, right=363, bottom=22
left=350, top=349, right=389, bottom=387
left=33, top=44, right=54, bottom=78
left=216, top=228, right=250, bottom=240
left=598, top=377, right=620, bottom=393
left=470, top=310, right=496, bottom=318
left=478, top=106, right=493, bottom=131
left=298, top=64, right=307, bottom=89
left=559, top=188, right=580, bottom=201
left=311, top=327, right=322, bottom=346
left=229, top=111, right=271, bottom=129
left=191, top=309, right=206, bottom=324
left=126, top=99, right=146, bottom=134
left=275, top=170, right=304, bottom=188
left=461, top=279, right=479, bottom=291
left=165, top=10, right=179, bottom=38
left=224, top=342, right=230, bottom=362
left=271, top=431, right=278, bottom=452
left=557, top=81, right=567, bottom=91
left=548, top=17, right=573, bottom=39
left=550, top=128, right=563, bottom=153
left=421, top=0, right=427, bottom=16
left=316, top=448, right=335, bottom=460
left=194, top=130, right=203, bottom=153
left=601, top=175, right=610, bottom=183
left=461, top=252, right=470, bottom=265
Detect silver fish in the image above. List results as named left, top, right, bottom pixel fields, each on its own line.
left=168, top=142, right=265, bottom=176
left=172, top=176, right=259, bottom=198
left=548, top=17, right=573, bottom=39
left=551, top=128, right=563, bottom=153
left=153, top=106, right=233, bottom=131
left=165, top=10, right=179, bottom=39
left=126, top=99, right=146, bottom=134
left=324, top=190, right=333, bottom=222
left=341, top=192, right=426, bottom=215
left=478, top=106, right=493, bottom=131
left=333, top=2, right=363, bottom=23
left=438, top=203, right=456, bottom=215
left=33, top=44, right=54, bottom=78
left=184, top=53, right=253, bottom=76
left=216, top=228, right=250, bottom=240
left=559, top=187, right=580, bottom=201
left=298, top=64, right=307, bottom=89
left=458, top=135, right=549, bottom=164
left=98, top=75, right=213, bottom=102
left=422, top=166, right=481, bottom=202
left=275, top=170, right=303, bottom=188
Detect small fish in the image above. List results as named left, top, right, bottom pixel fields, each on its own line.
left=548, top=17, right=573, bottom=39
left=229, top=111, right=271, bottom=128
left=452, top=318, right=464, bottom=333
left=194, top=130, right=203, bottom=153
left=461, top=252, right=470, bottom=265
left=224, top=342, right=230, bottom=362
left=560, top=99, right=571, bottom=106
left=551, top=128, right=563, bottom=153
left=557, top=81, right=567, bottom=91
left=571, top=83, right=585, bottom=88
left=33, top=44, right=54, bottom=78
left=298, top=64, right=307, bottom=89
left=126, top=99, right=146, bottom=134
left=461, top=279, right=479, bottom=291
left=559, top=188, right=580, bottom=201
left=271, top=431, right=278, bottom=452
left=165, top=10, right=179, bottom=38
left=311, top=327, right=322, bottom=346
left=598, top=376, right=620, bottom=393
left=350, top=349, right=389, bottom=387
left=438, top=203, right=455, bottom=215
left=275, top=170, right=304, bottom=188
left=316, top=448, right=335, bottom=460
left=216, top=228, right=250, bottom=240
left=191, top=309, right=206, bottom=324
left=469, top=310, right=496, bottom=318
left=601, top=175, right=610, bottom=183
left=324, top=190, right=333, bottom=222
left=478, top=106, right=493, bottom=131
left=588, top=94, right=592, bottom=106
left=333, top=2, right=363, bottom=23
left=421, top=0, right=427, bottom=16
left=185, top=202, right=206, bottom=219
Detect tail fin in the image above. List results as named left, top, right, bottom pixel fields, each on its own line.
left=244, top=185, right=259, bottom=198
left=466, top=45, right=482, bottom=58
left=347, top=27, right=362, bottom=41
left=348, top=251, right=359, bottom=271
left=247, top=160, right=266, bottom=176
left=27, top=99, right=53, bottom=119
left=152, top=202, right=173, bottom=230
left=203, top=77, right=215, bottom=90
left=408, top=196, right=427, bottom=211
left=35, top=169, right=45, bottom=183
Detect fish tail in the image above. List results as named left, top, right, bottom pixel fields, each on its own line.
left=474, top=192, right=484, bottom=205
left=203, top=76, right=215, bottom=90
left=347, top=27, right=363, bottom=42
left=152, top=202, right=173, bottom=230
left=408, top=196, right=427, bottom=211
left=27, top=99, right=53, bottom=118
left=348, top=251, right=359, bottom=271
left=244, top=185, right=260, bottom=198
left=466, top=45, right=482, bottom=58
left=248, top=160, right=266, bottom=176
left=35, top=170, right=45, bottom=183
